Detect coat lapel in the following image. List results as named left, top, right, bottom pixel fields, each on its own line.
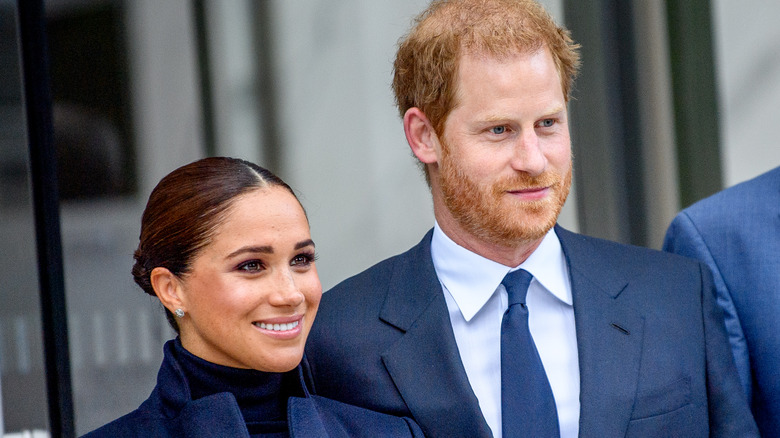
left=556, top=227, right=645, bottom=437
left=176, top=393, right=251, bottom=437
left=287, top=397, right=331, bottom=437
left=379, top=230, right=493, bottom=438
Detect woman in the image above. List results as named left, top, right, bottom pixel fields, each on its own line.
left=84, top=157, right=422, bottom=437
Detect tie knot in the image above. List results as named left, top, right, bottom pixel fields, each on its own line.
left=502, top=269, right=533, bottom=306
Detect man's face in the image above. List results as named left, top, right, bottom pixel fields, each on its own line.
left=435, top=48, right=572, bottom=249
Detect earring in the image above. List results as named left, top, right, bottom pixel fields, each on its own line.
left=174, top=308, right=185, bottom=318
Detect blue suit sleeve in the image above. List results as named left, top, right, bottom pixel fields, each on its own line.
left=663, top=212, right=752, bottom=403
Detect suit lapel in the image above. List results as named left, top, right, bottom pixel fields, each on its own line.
left=556, top=227, right=645, bottom=436
left=379, top=231, right=493, bottom=438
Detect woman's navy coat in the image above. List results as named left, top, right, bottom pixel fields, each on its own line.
left=82, top=341, right=423, bottom=437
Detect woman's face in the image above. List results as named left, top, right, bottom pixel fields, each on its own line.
left=173, top=186, right=321, bottom=372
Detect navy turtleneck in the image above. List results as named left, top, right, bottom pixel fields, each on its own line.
left=172, top=338, right=303, bottom=437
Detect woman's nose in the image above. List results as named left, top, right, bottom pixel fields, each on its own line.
left=268, top=269, right=305, bottom=307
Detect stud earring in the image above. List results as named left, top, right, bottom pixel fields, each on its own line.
left=174, top=308, right=185, bottom=318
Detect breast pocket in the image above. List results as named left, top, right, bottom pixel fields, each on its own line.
left=630, top=376, right=691, bottom=420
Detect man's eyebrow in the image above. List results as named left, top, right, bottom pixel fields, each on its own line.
left=545, top=105, right=566, bottom=115
left=480, top=106, right=566, bottom=124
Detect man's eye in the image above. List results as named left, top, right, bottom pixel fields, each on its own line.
left=539, top=119, right=555, bottom=128
left=490, top=126, right=506, bottom=135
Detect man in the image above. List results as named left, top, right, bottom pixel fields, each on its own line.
left=664, top=165, right=780, bottom=437
left=306, top=0, right=758, bottom=436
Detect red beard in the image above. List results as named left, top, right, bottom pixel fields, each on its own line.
left=438, top=141, right=572, bottom=248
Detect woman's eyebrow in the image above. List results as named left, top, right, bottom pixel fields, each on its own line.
left=226, top=245, right=273, bottom=259
left=225, top=239, right=313, bottom=259
left=295, top=239, right=315, bottom=250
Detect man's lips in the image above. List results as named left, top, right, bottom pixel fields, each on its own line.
left=507, top=186, right=550, bottom=200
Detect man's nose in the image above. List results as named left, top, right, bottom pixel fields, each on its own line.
left=509, top=130, right=546, bottom=176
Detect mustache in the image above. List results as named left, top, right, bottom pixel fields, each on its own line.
left=490, top=171, right=562, bottom=194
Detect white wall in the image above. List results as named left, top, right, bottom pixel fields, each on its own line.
left=126, top=0, right=205, bottom=196
left=268, top=0, right=431, bottom=289
left=713, top=0, right=780, bottom=186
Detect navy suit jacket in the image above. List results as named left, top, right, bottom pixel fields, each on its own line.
left=664, top=165, right=780, bottom=437
left=306, top=226, right=758, bottom=437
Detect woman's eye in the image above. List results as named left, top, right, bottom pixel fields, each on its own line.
left=237, top=260, right=264, bottom=272
left=490, top=126, right=506, bottom=135
left=291, top=252, right=316, bottom=267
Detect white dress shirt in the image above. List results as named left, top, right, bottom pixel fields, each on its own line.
left=431, top=223, right=580, bottom=438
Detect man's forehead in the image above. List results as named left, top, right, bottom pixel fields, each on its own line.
left=453, top=47, right=565, bottom=95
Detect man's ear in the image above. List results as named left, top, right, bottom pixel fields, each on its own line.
left=150, top=267, right=185, bottom=314
left=403, top=107, right=441, bottom=165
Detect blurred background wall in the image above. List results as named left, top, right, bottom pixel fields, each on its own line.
left=1, top=0, right=778, bottom=435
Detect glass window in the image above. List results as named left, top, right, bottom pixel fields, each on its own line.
left=0, top=0, right=50, bottom=434
left=44, top=1, right=177, bottom=434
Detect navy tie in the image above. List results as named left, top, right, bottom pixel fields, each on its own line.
left=501, top=269, right=560, bottom=438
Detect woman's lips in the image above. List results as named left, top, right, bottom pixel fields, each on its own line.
left=252, top=315, right=304, bottom=338
left=254, top=320, right=299, bottom=331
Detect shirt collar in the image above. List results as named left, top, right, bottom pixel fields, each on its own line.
left=431, top=223, right=572, bottom=322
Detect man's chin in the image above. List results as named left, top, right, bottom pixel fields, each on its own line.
left=476, top=211, right=558, bottom=248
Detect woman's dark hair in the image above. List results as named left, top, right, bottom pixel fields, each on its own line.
left=132, top=157, right=300, bottom=332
